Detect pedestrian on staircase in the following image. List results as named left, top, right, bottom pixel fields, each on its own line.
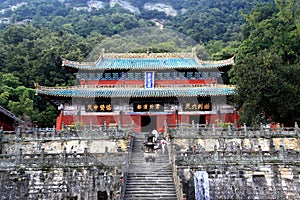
left=151, top=129, right=159, bottom=142
left=161, top=137, right=167, bottom=153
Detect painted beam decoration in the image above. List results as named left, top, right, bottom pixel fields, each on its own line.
left=183, top=101, right=212, bottom=111
left=85, top=103, right=113, bottom=112
left=145, top=71, right=154, bottom=89
left=133, top=102, right=164, bottom=112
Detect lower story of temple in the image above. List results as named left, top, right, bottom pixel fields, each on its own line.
left=56, top=97, right=238, bottom=132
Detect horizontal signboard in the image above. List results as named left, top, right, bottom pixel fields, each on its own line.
left=133, top=102, right=164, bottom=112
left=183, top=101, right=212, bottom=111
left=85, top=103, right=113, bottom=112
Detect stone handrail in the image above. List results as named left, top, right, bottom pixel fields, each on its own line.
left=119, top=134, right=134, bottom=199
left=175, top=150, right=300, bottom=166
left=0, top=150, right=128, bottom=167
left=1, top=124, right=134, bottom=142
left=168, top=143, right=185, bottom=200
left=166, top=123, right=299, bottom=139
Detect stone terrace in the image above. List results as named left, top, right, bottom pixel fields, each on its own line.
left=167, top=123, right=300, bottom=200
left=0, top=123, right=300, bottom=199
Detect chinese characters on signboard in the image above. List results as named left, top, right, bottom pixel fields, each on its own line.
left=145, top=71, right=154, bottom=89
left=133, top=102, right=164, bottom=112
left=85, top=103, right=113, bottom=112
left=183, top=102, right=212, bottom=111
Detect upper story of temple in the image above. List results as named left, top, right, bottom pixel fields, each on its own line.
left=61, top=52, right=235, bottom=87
left=36, top=52, right=236, bottom=101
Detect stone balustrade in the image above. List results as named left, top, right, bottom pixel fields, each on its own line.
left=0, top=126, right=134, bottom=200
left=0, top=151, right=128, bottom=167
left=0, top=124, right=134, bottom=142
left=167, top=123, right=299, bottom=139
left=165, top=123, right=300, bottom=200
left=175, top=150, right=300, bottom=165
left=1, top=123, right=299, bottom=199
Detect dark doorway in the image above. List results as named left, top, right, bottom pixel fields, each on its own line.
left=189, top=115, right=206, bottom=125
left=97, top=191, right=108, bottom=200
left=141, top=115, right=156, bottom=132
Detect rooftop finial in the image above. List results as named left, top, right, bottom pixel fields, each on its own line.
left=101, top=48, right=105, bottom=55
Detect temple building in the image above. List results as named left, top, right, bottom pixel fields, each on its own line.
left=0, top=106, right=25, bottom=131
left=35, top=51, right=237, bottom=132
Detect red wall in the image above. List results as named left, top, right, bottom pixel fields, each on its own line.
left=0, top=113, right=17, bottom=131
left=81, top=79, right=215, bottom=86
left=57, top=112, right=239, bottom=131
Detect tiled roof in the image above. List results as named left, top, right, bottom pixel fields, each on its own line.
left=0, top=106, right=25, bottom=123
left=36, top=85, right=235, bottom=98
left=62, top=53, right=235, bottom=70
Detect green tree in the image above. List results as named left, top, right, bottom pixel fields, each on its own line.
left=8, top=86, right=35, bottom=117
left=32, top=102, right=59, bottom=128
left=0, top=73, right=20, bottom=107
left=232, top=1, right=300, bottom=126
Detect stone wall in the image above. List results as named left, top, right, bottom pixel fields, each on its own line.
left=168, top=125, right=300, bottom=200
left=1, top=125, right=300, bottom=199
left=0, top=163, right=123, bottom=199
left=3, top=138, right=127, bottom=155
left=0, top=128, right=132, bottom=200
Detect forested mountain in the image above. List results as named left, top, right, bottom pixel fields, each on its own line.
left=0, top=0, right=299, bottom=127
left=0, top=0, right=271, bottom=42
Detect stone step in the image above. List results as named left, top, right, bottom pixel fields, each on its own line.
left=126, top=179, right=174, bottom=183
left=128, top=170, right=172, bottom=174
left=126, top=176, right=175, bottom=180
left=127, top=167, right=172, bottom=172
left=126, top=185, right=176, bottom=189
left=124, top=133, right=176, bottom=199
left=130, top=156, right=169, bottom=160
left=127, top=171, right=173, bottom=174
left=127, top=169, right=172, bottom=173
left=126, top=193, right=176, bottom=197
left=128, top=162, right=170, bottom=166
left=128, top=162, right=170, bottom=165
left=130, top=155, right=169, bottom=159
left=126, top=182, right=176, bottom=186
left=125, top=191, right=176, bottom=195
left=124, top=194, right=177, bottom=200
left=126, top=183, right=175, bottom=187
left=124, top=197, right=177, bottom=200
left=125, top=184, right=175, bottom=188
left=129, top=159, right=170, bottom=163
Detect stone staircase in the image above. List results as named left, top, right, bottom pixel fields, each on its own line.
left=124, top=133, right=177, bottom=200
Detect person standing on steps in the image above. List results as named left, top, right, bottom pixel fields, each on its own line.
left=151, top=129, right=159, bottom=142
left=161, top=137, right=167, bottom=153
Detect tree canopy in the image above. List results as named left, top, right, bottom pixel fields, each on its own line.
left=232, top=0, right=300, bottom=126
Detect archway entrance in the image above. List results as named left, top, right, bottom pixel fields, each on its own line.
left=141, top=115, right=157, bottom=132
left=189, top=115, right=206, bottom=124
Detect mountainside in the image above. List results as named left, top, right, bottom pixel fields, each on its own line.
left=0, top=0, right=271, bottom=42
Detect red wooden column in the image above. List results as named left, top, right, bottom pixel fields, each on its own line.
left=131, top=115, right=141, bottom=133
left=157, top=115, right=165, bottom=132
left=56, top=111, right=63, bottom=130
